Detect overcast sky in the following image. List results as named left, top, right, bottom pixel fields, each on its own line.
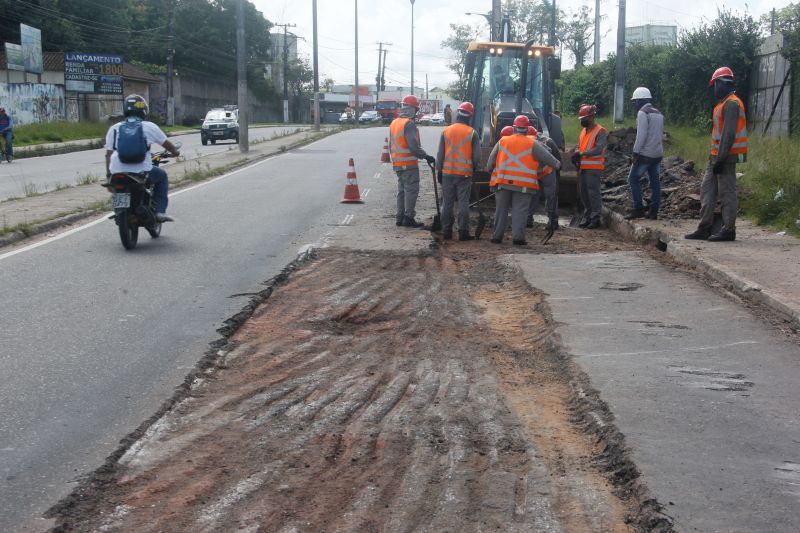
left=251, top=0, right=792, bottom=89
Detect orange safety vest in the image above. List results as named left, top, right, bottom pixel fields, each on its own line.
left=710, top=93, right=748, bottom=157
left=389, top=117, right=419, bottom=169
left=579, top=124, right=607, bottom=171
left=529, top=134, right=554, bottom=176
left=441, top=123, right=475, bottom=176
left=490, top=134, right=540, bottom=191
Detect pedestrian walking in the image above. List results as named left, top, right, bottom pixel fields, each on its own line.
left=685, top=67, right=748, bottom=242
left=487, top=115, right=561, bottom=245
left=443, top=104, right=452, bottom=125
left=570, top=105, right=607, bottom=229
left=625, top=87, right=664, bottom=220
left=435, top=102, right=480, bottom=241
left=525, top=126, right=560, bottom=232
left=0, top=107, right=14, bottom=162
left=389, top=94, right=435, bottom=228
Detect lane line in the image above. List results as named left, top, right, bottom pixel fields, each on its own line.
left=362, top=188, right=371, bottom=198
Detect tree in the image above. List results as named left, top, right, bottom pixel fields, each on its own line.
left=506, top=0, right=560, bottom=45
left=769, top=3, right=800, bottom=62
left=441, top=23, right=482, bottom=99
left=560, top=5, right=595, bottom=68
left=322, top=77, right=336, bottom=93
left=287, top=58, right=314, bottom=121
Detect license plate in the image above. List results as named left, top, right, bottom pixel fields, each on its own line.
left=112, top=193, right=131, bottom=209
left=212, top=131, right=224, bottom=136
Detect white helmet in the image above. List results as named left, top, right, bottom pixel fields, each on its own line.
left=631, top=87, right=652, bottom=100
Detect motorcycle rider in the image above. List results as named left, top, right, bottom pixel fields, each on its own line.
left=104, top=95, right=180, bottom=222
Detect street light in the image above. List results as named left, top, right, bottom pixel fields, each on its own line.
left=410, top=0, right=415, bottom=95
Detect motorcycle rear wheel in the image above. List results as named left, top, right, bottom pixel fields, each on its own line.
left=117, top=210, right=139, bottom=250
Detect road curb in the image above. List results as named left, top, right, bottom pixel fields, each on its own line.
left=603, top=207, right=800, bottom=329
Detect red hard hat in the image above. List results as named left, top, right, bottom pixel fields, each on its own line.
left=578, top=104, right=596, bottom=119
left=500, top=125, right=514, bottom=137
left=527, top=126, right=538, bottom=137
left=402, top=94, right=420, bottom=107
left=457, top=101, right=474, bottom=115
left=708, top=66, right=734, bottom=87
left=513, top=115, right=530, bottom=129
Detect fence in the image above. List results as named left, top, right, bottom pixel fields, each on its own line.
left=749, top=33, right=793, bottom=137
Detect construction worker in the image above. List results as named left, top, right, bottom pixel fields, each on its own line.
left=685, top=67, right=748, bottom=242
left=625, top=87, right=664, bottom=220
left=389, top=94, right=435, bottom=228
left=571, top=105, right=607, bottom=229
left=487, top=115, right=561, bottom=245
left=443, top=103, right=453, bottom=125
left=525, top=125, right=561, bottom=232
left=436, top=101, right=480, bottom=240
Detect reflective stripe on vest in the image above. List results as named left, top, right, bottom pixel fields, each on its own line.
left=528, top=135, right=553, bottom=176
left=579, top=124, right=606, bottom=171
left=389, top=118, right=418, bottom=169
left=442, top=123, right=475, bottom=176
left=490, top=135, right=540, bottom=190
left=711, top=93, right=748, bottom=156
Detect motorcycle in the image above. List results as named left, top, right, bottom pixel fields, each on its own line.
left=105, top=141, right=182, bottom=250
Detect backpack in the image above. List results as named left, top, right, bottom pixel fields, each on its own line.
left=114, top=118, right=148, bottom=164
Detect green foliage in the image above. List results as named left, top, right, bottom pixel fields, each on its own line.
left=560, top=5, right=595, bottom=67
left=441, top=23, right=482, bottom=99
left=13, top=121, right=108, bottom=146
left=557, top=60, right=614, bottom=115
left=770, top=3, right=800, bottom=63
left=506, top=0, right=557, bottom=44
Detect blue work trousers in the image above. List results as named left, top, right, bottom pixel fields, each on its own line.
left=628, top=157, right=661, bottom=216
left=147, top=166, right=169, bottom=214
left=1, top=130, right=12, bottom=158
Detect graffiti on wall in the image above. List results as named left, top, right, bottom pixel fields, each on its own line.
left=0, top=83, right=67, bottom=124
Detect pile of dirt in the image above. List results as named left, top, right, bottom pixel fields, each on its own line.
left=602, top=128, right=703, bottom=219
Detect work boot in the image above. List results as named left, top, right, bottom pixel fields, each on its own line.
left=396, top=217, right=404, bottom=227
left=646, top=211, right=659, bottom=220
left=708, top=229, right=736, bottom=242
left=586, top=218, right=601, bottom=229
left=578, top=217, right=590, bottom=228
left=526, top=215, right=534, bottom=228
left=442, top=228, right=453, bottom=240
left=490, top=238, right=502, bottom=244
left=156, top=213, right=174, bottom=223
left=512, top=239, right=527, bottom=246
left=684, top=229, right=711, bottom=240
left=624, top=208, right=645, bottom=220
left=458, top=231, right=474, bottom=241
left=402, top=216, right=424, bottom=228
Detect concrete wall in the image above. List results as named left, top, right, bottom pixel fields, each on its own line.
left=749, top=34, right=792, bottom=137
left=0, top=82, right=66, bottom=124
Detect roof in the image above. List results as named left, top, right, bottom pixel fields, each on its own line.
left=0, top=51, right=161, bottom=84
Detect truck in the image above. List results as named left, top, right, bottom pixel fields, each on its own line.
left=376, top=98, right=402, bottom=124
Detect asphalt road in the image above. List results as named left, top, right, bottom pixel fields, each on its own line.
left=0, top=126, right=305, bottom=201
left=0, top=126, right=441, bottom=532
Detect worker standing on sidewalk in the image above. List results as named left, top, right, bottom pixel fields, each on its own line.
left=525, top=126, right=561, bottom=233
left=685, top=67, right=748, bottom=242
left=389, top=95, right=435, bottom=228
left=0, top=107, right=14, bottom=162
left=435, top=102, right=480, bottom=241
left=487, top=115, right=561, bottom=246
left=571, top=105, right=607, bottom=229
left=625, top=87, right=664, bottom=220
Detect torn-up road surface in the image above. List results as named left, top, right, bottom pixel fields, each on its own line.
left=49, top=242, right=668, bottom=532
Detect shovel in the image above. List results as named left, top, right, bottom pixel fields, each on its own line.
left=470, top=192, right=495, bottom=240
left=427, top=160, right=442, bottom=232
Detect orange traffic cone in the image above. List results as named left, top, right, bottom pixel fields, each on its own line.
left=380, top=137, right=390, bottom=163
left=341, top=158, right=364, bottom=204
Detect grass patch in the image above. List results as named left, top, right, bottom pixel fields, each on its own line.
left=13, top=122, right=108, bottom=146
left=75, top=173, right=100, bottom=186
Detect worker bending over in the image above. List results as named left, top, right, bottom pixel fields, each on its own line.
left=525, top=125, right=561, bottom=233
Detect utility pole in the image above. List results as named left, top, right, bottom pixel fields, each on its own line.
left=425, top=73, right=428, bottom=99
left=492, top=0, right=501, bottom=41
left=274, top=22, right=296, bottom=123
left=237, top=0, right=249, bottom=151
left=613, top=0, right=626, bottom=123
left=313, top=0, right=320, bottom=131
left=550, top=0, right=557, bottom=47
left=771, top=8, right=777, bottom=35
left=410, top=0, right=415, bottom=95
left=381, top=49, right=388, bottom=91
left=376, top=42, right=391, bottom=97
left=166, top=5, right=175, bottom=126
left=594, top=0, right=600, bottom=64
left=354, top=0, right=360, bottom=123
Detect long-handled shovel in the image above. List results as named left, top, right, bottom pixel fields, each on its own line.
left=427, top=161, right=443, bottom=232
left=469, top=191, right=495, bottom=239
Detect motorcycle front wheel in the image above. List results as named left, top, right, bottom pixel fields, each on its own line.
left=116, top=210, right=139, bottom=250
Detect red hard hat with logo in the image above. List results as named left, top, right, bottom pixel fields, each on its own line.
left=527, top=126, right=538, bottom=137
left=578, top=104, right=596, bottom=119
left=457, top=101, right=474, bottom=116
left=500, top=125, right=514, bottom=137
left=402, top=94, right=420, bottom=108
left=513, top=115, right=530, bottom=129
left=708, top=66, right=734, bottom=87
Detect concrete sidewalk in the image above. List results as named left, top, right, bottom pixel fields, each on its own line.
left=0, top=127, right=337, bottom=247
left=604, top=208, right=800, bottom=330
left=12, top=128, right=200, bottom=158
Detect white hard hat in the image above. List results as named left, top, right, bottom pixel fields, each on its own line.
left=631, top=87, right=652, bottom=100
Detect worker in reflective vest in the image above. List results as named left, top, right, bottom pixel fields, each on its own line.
left=570, top=104, right=607, bottom=229
left=525, top=125, right=561, bottom=233
left=389, top=94, right=435, bottom=228
left=486, top=115, right=561, bottom=246
left=435, top=102, right=481, bottom=241
left=686, top=66, right=748, bottom=242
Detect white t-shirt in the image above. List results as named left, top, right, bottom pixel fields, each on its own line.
left=105, top=119, right=168, bottom=173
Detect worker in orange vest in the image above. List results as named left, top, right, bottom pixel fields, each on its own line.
left=525, top=125, right=561, bottom=233
left=486, top=115, right=561, bottom=245
left=435, top=102, right=481, bottom=240
left=685, top=66, right=748, bottom=242
left=389, top=94, right=435, bottom=228
left=570, top=104, right=607, bottom=229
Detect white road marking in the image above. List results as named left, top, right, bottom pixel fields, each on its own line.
left=362, top=188, right=371, bottom=198
left=373, top=172, right=381, bottom=179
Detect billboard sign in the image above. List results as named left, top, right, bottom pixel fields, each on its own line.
left=64, top=52, right=124, bottom=94
left=20, top=24, right=43, bottom=73
left=5, top=43, right=24, bottom=71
